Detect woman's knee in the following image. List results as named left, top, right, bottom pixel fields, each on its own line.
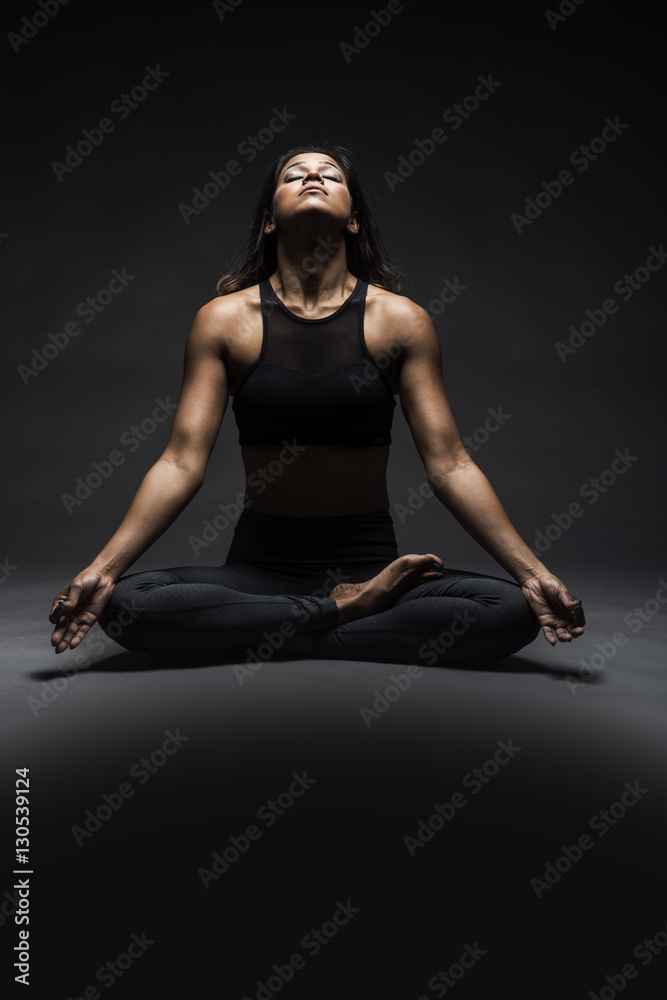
left=503, top=587, right=541, bottom=643
left=97, top=575, right=153, bottom=648
left=98, top=568, right=179, bottom=625
left=492, top=598, right=541, bottom=657
left=467, top=577, right=536, bottom=631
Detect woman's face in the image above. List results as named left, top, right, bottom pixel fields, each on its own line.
left=267, top=152, right=358, bottom=236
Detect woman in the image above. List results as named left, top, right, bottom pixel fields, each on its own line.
left=49, top=143, right=585, bottom=666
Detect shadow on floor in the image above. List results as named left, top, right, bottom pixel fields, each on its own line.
left=29, top=649, right=605, bottom=684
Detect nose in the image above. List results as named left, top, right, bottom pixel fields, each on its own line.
left=302, top=168, right=324, bottom=184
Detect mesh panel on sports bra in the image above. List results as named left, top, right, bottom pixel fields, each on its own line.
left=260, top=297, right=362, bottom=372
left=231, top=276, right=396, bottom=447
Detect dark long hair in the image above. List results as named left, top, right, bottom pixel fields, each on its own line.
left=216, top=143, right=405, bottom=295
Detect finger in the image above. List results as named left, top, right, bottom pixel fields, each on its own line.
left=49, top=598, right=71, bottom=623
left=542, top=625, right=557, bottom=646
left=55, top=615, right=97, bottom=653
left=50, top=622, right=68, bottom=646
left=53, top=581, right=85, bottom=616
left=542, top=619, right=578, bottom=644
left=54, top=631, right=77, bottom=653
left=49, top=593, right=79, bottom=623
left=544, top=619, right=573, bottom=642
left=50, top=608, right=74, bottom=642
left=53, top=623, right=76, bottom=653
left=568, top=600, right=586, bottom=625
left=52, top=616, right=80, bottom=652
left=54, top=619, right=88, bottom=654
left=563, top=608, right=586, bottom=638
left=69, top=624, right=92, bottom=649
left=553, top=626, right=573, bottom=642
left=65, top=579, right=84, bottom=605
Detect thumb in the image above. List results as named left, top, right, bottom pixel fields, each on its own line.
left=52, top=586, right=81, bottom=617
left=64, top=580, right=86, bottom=606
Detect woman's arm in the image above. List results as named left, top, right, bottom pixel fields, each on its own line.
left=49, top=298, right=231, bottom=651
left=392, top=299, right=585, bottom=645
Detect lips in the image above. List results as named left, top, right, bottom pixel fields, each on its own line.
left=300, top=185, right=327, bottom=195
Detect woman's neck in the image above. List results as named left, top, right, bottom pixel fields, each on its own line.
left=271, top=236, right=354, bottom=306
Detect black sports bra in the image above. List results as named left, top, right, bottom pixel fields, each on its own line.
left=231, top=276, right=397, bottom=446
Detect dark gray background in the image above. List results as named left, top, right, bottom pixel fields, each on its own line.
left=2, top=1, right=666, bottom=998
left=3, top=0, right=664, bottom=584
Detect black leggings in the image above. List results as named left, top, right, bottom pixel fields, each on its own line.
left=97, top=508, right=541, bottom=666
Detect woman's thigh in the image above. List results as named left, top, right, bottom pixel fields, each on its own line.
left=310, top=566, right=541, bottom=666
left=97, top=562, right=340, bottom=660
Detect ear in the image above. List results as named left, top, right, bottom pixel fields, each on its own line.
left=346, top=210, right=360, bottom=236
left=264, top=212, right=278, bottom=237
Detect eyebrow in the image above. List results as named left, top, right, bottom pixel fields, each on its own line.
left=282, top=160, right=342, bottom=174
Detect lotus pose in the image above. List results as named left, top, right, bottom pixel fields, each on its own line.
left=49, top=144, right=585, bottom=667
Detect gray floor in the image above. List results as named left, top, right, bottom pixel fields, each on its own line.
left=2, top=569, right=666, bottom=997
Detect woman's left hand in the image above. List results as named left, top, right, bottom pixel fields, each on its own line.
left=520, top=574, right=586, bottom=646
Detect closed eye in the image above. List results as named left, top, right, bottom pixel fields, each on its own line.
left=285, top=173, right=342, bottom=182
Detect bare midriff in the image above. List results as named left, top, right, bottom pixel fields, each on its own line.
left=239, top=443, right=391, bottom=516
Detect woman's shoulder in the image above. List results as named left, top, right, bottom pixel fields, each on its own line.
left=183, top=284, right=263, bottom=353
left=366, top=281, right=433, bottom=330
left=197, top=283, right=262, bottom=319
left=190, top=284, right=264, bottom=338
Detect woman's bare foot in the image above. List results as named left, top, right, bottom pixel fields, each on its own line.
left=277, top=555, right=443, bottom=656
left=329, top=554, right=444, bottom=624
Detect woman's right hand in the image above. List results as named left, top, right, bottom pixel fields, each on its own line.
left=48, top=568, right=117, bottom=654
